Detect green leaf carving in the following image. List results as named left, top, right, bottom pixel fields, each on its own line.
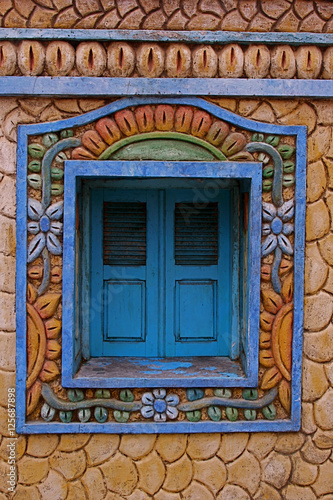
left=67, top=389, right=84, bottom=402
left=242, top=389, right=258, bottom=400
left=262, top=403, right=277, bottom=420
left=43, top=133, right=59, bottom=148
left=28, top=143, right=45, bottom=159
left=208, top=406, right=222, bottom=421
left=114, top=410, right=130, bottom=423
left=55, top=152, right=67, bottom=164
left=283, top=161, right=295, bottom=173
left=51, top=167, right=64, bottom=180
left=60, top=129, right=74, bottom=139
left=51, top=184, right=64, bottom=196
left=119, top=389, right=134, bottom=402
left=59, top=410, right=72, bottom=423
left=252, top=133, right=264, bottom=142
left=263, top=179, right=273, bottom=192
left=186, top=410, right=201, bottom=422
left=94, top=407, right=108, bottom=423
left=187, top=388, right=204, bottom=401
left=214, top=388, right=232, bottom=398
left=277, top=145, right=295, bottom=160
left=225, top=407, right=238, bottom=421
left=266, top=135, right=280, bottom=147
left=263, top=165, right=274, bottom=178
left=95, top=389, right=111, bottom=399
left=244, top=409, right=256, bottom=420
left=78, top=408, right=91, bottom=423
left=28, top=160, right=41, bottom=173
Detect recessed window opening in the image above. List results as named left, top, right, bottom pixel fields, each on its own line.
left=88, top=179, right=235, bottom=359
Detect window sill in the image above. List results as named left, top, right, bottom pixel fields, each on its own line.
left=64, top=356, right=256, bottom=388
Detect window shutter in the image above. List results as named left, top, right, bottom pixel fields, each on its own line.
left=103, top=202, right=147, bottom=266
left=174, top=202, right=218, bottom=265
left=165, top=190, right=232, bottom=357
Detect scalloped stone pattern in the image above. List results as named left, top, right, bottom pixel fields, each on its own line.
left=0, top=0, right=333, bottom=32
left=1, top=95, right=333, bottom=496
left=1, top=40, right=333, bottom=79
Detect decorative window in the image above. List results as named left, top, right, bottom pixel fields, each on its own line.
left=63, top=160, right=260, bottom=390
left=17, top=97, right=305, bottom=433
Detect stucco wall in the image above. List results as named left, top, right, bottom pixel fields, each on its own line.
left=1, top=1, right=333, bottom=499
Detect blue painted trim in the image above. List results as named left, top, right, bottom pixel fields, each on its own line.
left=16, top=96, right=306, bottom=433
left=62, top=160, right=261, bottom=389
left=15, top=127, right=28, bottom=434
left=291, top=127, right=307, bottom=428
left=0, top=28, right=332, bottom=45
left=17, top=96, right=306, bottom=137
left=18, top=418, right=300, bottom=434
left=1, top=78, right=333, bottom=98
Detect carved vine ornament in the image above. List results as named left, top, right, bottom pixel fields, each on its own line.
left=21, top=98, right=302, bottom=430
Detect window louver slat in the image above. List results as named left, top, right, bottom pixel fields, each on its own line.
left=175, top=202, right=218, bottom=266
left=103, top=202, right=146, bottom=266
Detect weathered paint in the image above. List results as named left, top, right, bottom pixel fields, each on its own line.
left=2, top=77, right=333, bottom=97
left=1, top=28, right=333, bottom=46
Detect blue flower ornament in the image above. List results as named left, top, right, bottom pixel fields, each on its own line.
left=261, top=199, right=294, bottom=257
left=27, top=198, right=63, bottom=263
left=141, top=389, right=179, bottom=422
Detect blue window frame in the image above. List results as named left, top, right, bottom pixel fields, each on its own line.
left=89, top=184, right=233, bottom=358
left=62, top=160, right=262, bottom=389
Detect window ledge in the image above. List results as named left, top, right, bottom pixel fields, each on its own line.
left=69, top=356, right=249, bottom=388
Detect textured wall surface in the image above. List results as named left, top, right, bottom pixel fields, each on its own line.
left=1, top=95, right=333, bottom=498
left=1, top=0, right=333, bottom=32
left=1, top=0, right=333, bottom=498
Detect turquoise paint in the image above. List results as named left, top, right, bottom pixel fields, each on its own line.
left=90, top=186, right=234, bottom=358
left=165, top=188, right=233, bottom=357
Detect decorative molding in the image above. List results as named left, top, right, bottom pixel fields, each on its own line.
left=0, top=30, right=332, bottom=80
left=0, top=29, right=333, bottom=45
left=2, top=77, right=333, bottom=98
left=16, top=95, right=306, bottom=434
left=0, top=43, right=329, bottom=79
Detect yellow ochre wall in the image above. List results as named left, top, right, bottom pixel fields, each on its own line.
left=1, top=1, right=333, bottom=499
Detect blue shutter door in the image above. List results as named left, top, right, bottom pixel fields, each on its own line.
left=90, top=185, right=232, bottom=358
left=90, top=188, right=159, bottom=357
left=165, top=189, right=231, bottom=357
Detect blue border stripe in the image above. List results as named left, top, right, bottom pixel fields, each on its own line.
left=0, top=28, right=333, bottom=45
left=20, top=418, right=299, bottom=434
left=291, top=127, right=307, bottom=425
left=18, top=96, right=306, bottom=136
left=16, top=127, right=28, bottom=433
left=1, top=78, right=333, bottom=98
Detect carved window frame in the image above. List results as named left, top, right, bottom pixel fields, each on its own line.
left=15, top=93, right=306, bottom=433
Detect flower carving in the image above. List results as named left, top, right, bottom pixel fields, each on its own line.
left=27, top=198, right=63, bottom=263
left=141, top=389, right=179, bottom=422
left=261, top=199, right=294, bottom=257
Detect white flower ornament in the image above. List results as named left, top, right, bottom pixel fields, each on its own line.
left=27, top=198, right=63, bottom=263
left=261, top=199, right=294, bottom=257
left=141, top=389, right=179, bottom=422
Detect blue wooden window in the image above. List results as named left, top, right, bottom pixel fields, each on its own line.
left=62, top=160, right=261, bottom=389
left=89, top=184, right=233, bottom=358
